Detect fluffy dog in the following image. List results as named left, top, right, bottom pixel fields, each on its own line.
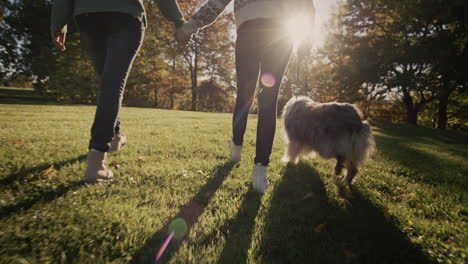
left=282, top=96, right=376, bottom=184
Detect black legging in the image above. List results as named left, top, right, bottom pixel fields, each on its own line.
left=232, top=19, right=294, bottom=166
left=76, top=12, right=145, bottom=152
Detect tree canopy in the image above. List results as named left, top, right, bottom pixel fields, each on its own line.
left=0, top=0, right=466, bottom=128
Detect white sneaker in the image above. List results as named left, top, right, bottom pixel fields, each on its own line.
left=109, top=133, right=127, bottom=152
left=229, top=140, right=242, bottom=163
left=252, top=164, right=270, bottom=194
left=84, top=149, right=114, bottom=183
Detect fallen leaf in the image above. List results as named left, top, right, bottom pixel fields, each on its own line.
left=39, top=165, right=56, bottom=177
left=13, top=140, right=25, bottom=146
left=344, top=249, right=357, bottom=259
left=197, top=170, right=204, bottom=174
left=446, top=237, right=456, bottom=245
left=406, top=192, right=417, bottom=199
left=138, top=156, right=145, bottom=161
left=314, top=222, right=327, bottom=233
left=109, top=160, right=122, bottom=167
left=303, top=192, right=314, bottom=200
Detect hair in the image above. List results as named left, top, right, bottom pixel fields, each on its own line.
left=282, top=96, right=376, bottom=183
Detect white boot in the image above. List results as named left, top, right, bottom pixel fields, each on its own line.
left=252, top=164, right=269, bottom=194
left=229, top=140, right=242, bottom=163
left=109, top=133, right=127, bottom=152
left=84, top=149, right=114, bottom=183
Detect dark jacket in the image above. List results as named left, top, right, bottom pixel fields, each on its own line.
left=51, top=0, right=185, bottom=34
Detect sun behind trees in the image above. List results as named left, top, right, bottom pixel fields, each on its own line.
left=0, top=0, right=466, bottom=128
left=280, top=0, right=467, bottom=129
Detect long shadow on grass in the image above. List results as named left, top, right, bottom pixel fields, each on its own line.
left=0, top=180, right=86, bottom=218
left=131, top=161, right=235, bottom=263
left=375, top=134, right=467, bottom=189
left=0, top=155, right=87, bottom=218
left=215, top=187, right=262, bottom=263
left=373, top=122, right=468, bottom=146
left=258, top=163, right=434, bottom=264
left=0, top=155, right=86, bottom=187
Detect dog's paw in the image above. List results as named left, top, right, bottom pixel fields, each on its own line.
left=281, top=156, right=298, bottom=164
left=342, top=176, right=356, bottom=185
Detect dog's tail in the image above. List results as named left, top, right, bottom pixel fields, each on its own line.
left=350, top=121, right=376, bottom=166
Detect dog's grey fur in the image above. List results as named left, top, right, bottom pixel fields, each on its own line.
left=282, top=96, right=376, bottom=184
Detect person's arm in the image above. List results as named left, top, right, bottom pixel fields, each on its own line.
left=50, top=0, right=73, bottom=35
left=154, top=0, right=186, bottom=28
left=181, top=0, right=232, bottom=35
left=50, top=0, right=73, bottom=51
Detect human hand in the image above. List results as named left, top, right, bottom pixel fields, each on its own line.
left=175, top=27, right=191, bottom=48
left=52, top=32, right=66, bottom=51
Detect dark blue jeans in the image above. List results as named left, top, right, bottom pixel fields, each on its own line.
left=76, top=12, right=145, bottom=152
left=232, top=19, right=294, bottom=166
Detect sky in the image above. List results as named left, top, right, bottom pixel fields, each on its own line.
left=312, top=0, right=339, bottom=46
left=225, top=0, right=339, bottom=47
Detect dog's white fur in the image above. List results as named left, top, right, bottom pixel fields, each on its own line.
left=282, top=96, right=376, bottom=184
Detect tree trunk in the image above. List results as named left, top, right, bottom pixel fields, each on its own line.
left=34, top=80, right=47, bottom=96
left=191, top=46, right=198, bottom=111
left=191, top=74, right=197, bottom=111
left=171, top=54, right=176, bottom=110
left=154, top=86, right=158, bottom=108
left=401, top=86, right=418, bottom=125
left=170, top=96, right=174, bottom=110
left=437, top=81, right=450, bottom=130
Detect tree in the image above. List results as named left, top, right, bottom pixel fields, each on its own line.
left=0, top=1, right=27, bottom=84
left=179, top=1, right=235, bottom=111
left=417, top=0, right=467, bottom=129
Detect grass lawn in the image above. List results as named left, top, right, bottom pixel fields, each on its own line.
left=0, top=101, right=466, bottom=264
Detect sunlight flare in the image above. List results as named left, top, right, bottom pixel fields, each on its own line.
left=287, top=16, right=314, bottom=45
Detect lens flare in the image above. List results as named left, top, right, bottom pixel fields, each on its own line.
left=168, top=218, right=188, bottom=240
left=155, top=232, right=174, bottom=263
left=260, top=73, right=276, bottom=88
left=154, top=218, right=189, bottom=263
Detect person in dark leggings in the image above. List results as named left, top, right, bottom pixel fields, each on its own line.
left=176, top=0, right=315, bottom=193
left=50, top=0, right=185, bottom=182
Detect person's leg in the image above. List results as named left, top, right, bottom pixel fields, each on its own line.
left=77, top=13, right=125, bottom=147
left=76, top=14, right=108, bottom=77
left=255, top=36, right=293, bottom=166
left=89, top=13, right=145, bottom=152
left=232, top=22, right=262, bottom=147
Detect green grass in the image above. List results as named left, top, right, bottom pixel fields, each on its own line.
left=0, top=102, right=466, bottom=264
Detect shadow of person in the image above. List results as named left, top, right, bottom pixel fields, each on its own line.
left=258, top=162, right=434, bottom=264
left=130, top=161, right=235, bottom=264
left=1, top=155, right=88, bottom=219
left=0, top=154, right=87, bottom=187
left=215, top=186, right=262, bottom=263
left=1, top=180, right=86, bottom=218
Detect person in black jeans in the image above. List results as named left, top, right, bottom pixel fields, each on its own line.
left=176, top=0, right=314, bottom=193
left=51, top=1, right=185, bottom=182
left=76, top=13, right=143, bottom=153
